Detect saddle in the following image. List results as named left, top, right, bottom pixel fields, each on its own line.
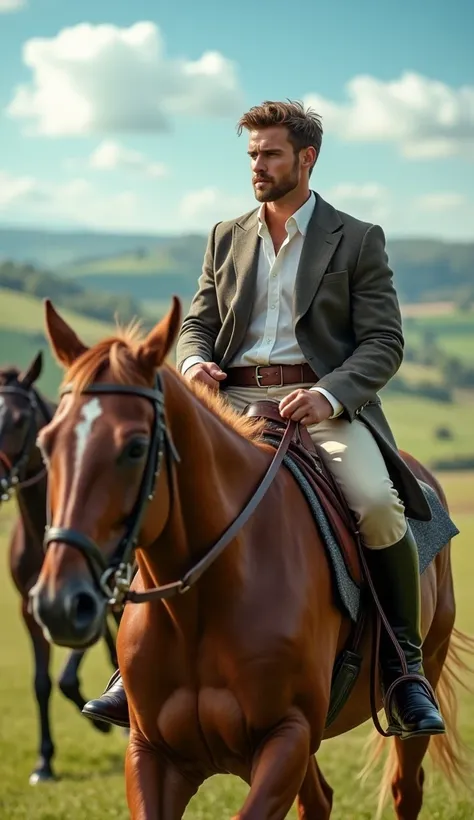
left=244, top=400, right=362, bottom=586
left=243, top=399, right=368, bottom=727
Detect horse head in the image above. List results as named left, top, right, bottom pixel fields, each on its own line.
left=29, top=296, right=182, bottom=649
left=0, top=352, right=50, bottom=502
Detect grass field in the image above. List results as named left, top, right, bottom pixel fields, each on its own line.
left=0, top=289, right=113, bottom=342
left=0, top=471, right=473, bottom=819
left=402, top=310, right=474, bottom=365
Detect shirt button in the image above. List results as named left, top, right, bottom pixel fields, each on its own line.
left=271, top=304, right=276, bottom=309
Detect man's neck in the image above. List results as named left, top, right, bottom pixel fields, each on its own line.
left=263, top=189, right=312, bottom=232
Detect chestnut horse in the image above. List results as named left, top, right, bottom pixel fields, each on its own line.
left=30, top=297, right=473, bottom=819
left=0, top=354, right=118, bottom=785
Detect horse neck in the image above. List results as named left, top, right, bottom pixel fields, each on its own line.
left=14, top=389, right=53, bottom=545
left=15, top=472, right=48, bottom=547
left=141, top=369, right=271, bottom=603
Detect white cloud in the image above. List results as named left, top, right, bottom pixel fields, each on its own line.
left=0, top=169, right=139, bottom=230
left=0, top=0, right=26, bottom=12
left=7, top=21, right=244, bottom=136
left=413, top=192, right=467, bottom=213
left=88, top=140, right=166, bottom=177
left=304, top=72, right=474, bottom=159
left=323, top=182, right=392, bottom=223
left=0, top=170, right=42, bottom=207
left=179, top=187, right=252, bottom=229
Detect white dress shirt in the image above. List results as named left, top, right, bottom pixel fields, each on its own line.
left=181, top=191, right=343, bottom=418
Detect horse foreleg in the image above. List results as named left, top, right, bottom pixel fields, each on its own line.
left=297, top=756, right=333, bottom=819
left=125, top=730, right=202, bottom=820
left=21, top=601, right=56, bottom=784
left=57, top=649, right=112, bottom=734
left=233, top=709, right=311, bottom=820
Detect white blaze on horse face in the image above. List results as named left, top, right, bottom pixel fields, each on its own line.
left=74, top=398, right=103, bottom=474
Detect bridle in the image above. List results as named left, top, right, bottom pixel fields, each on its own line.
left=0, top=382, right=51, bottom=502
left=43, top=373, right=296, bottom=610
left=44, top=374, right=178, bottom=607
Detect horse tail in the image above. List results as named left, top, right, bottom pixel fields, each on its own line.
left=428, top=626, right=474, bottom=788
left=359, top=626, right=474, bottom=820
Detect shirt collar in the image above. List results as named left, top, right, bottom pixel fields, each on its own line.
left=257, top=190, right=316, bottom=237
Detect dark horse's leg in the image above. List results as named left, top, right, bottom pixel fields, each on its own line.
left=20, top=600, right=56, bottom=784
left=58, top=650, right=112, bottom=735
left=58, top=616, right=118, bottom=734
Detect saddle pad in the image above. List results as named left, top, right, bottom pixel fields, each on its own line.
left=264, top=436, right=460, bottom=622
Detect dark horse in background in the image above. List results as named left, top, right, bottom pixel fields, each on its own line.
left=0, top=353, right=118, bottom=785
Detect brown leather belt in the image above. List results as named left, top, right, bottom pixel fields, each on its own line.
left=223, top=363, right=317, bottom=388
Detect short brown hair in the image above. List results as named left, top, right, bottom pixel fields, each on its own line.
left=236, top=99, right=323, bottom=171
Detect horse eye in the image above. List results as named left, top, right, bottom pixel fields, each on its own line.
left=13, top=411, right=28, bottom=429
left=122, top=438, right=149, bottom=463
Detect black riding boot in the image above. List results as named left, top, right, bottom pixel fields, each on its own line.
left=82, top=669, right=130, bottom=729
left=364, top=526, right=446, bottom=740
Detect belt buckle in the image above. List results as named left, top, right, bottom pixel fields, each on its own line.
left=255, top=365, right=283, bottom=388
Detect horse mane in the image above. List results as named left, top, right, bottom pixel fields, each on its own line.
left=62, top=322, right=266, bottom=443
left=183, top=378, right=266, bottom=442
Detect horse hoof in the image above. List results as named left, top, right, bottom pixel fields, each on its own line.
left=91, top=718, right=113, bottom=734
left=29, top=768, right=56, bottom=786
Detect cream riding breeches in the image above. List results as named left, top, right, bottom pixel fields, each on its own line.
left=222, top=383, right=407, bottom=549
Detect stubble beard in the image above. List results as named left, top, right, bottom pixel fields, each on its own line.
left=253, top=157, right=300, bottom=203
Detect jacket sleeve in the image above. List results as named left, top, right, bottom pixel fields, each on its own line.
left=175, top=222, right=222, bottom=370
left=314, top=224, right=404, bottom=419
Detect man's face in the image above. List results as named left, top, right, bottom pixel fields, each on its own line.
left=248, top=126, right=303, bottom=202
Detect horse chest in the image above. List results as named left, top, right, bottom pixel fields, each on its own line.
left=157, top=686, right=250, bottom=773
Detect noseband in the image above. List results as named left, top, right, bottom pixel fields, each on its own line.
left=0, top=383, right=51, bottom=502
left=43, top=374, right=180, bottom=606
left=43, top=373, right=296, bottom=610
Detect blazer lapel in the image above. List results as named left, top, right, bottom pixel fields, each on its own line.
left=225, top=213, right=260, bottom=360
left=294, top=194, right=343, bottom=323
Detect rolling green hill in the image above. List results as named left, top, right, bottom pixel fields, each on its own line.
left=0, top=286, right=473, bottom=470
left=0, top=288, right=114, bottom=340
left=0, top=289, right=114, bottom=398
left=60, top=236, right=474, bottom=309
left=1, top=225, right=473, bottom=309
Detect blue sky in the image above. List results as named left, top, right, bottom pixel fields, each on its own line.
left=0, top=0, right=473, bottom=239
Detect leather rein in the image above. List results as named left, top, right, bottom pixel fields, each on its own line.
left=0, top=383, right=51, bottom=502
left=43, top=374, right=297, bottom=608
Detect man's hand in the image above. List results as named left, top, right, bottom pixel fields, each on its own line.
left=183, top=361, right=227, bottom=391
left=279, top=389, right=333, bottom=426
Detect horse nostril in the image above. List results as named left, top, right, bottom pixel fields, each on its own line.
left=68, top=590, right=100, bottom=630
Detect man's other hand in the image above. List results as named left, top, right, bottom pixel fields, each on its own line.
left=183, top=362, right=227, bottom=391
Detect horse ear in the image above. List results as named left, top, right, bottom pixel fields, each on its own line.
left=19, top=351, right=43, bottom=387
left=44, top=299, right=88, bottom=367
left=138, top=296, right=182, bottom=374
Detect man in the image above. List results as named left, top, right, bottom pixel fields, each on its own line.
left=83, top=100, right=444, bottom=739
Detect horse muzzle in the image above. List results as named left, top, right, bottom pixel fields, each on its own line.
left=29, top=576, right=107, bottom=649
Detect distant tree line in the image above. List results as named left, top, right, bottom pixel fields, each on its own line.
left=384, top=328, right=474, bottom=404
left=0, top=260, right=143, bottom=325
